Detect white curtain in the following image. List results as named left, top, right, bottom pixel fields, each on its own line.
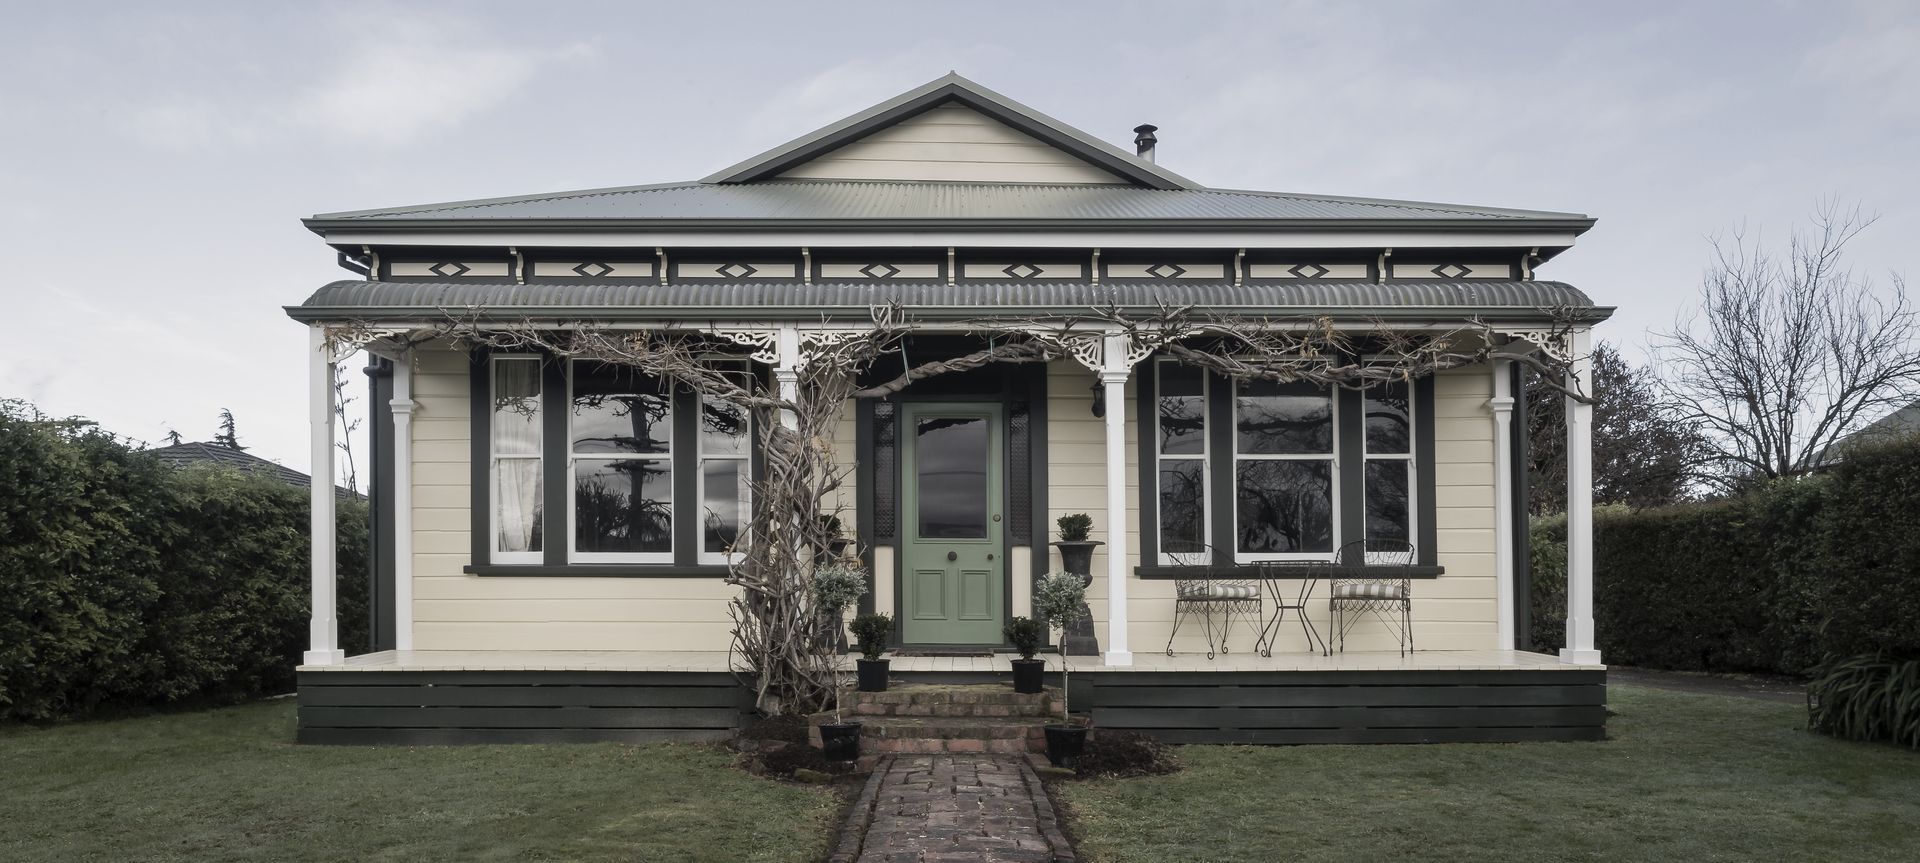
left=493, top=360, right=543, bottom=553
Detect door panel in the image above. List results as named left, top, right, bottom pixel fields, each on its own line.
left=900, top=403, right=1005, bottom=644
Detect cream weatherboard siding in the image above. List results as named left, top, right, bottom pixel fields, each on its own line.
left=776, top=104, right=1126, bottom=185
left=397, top=349, right=1502, bottom=655
left=405, top=345, right=739, bottom=652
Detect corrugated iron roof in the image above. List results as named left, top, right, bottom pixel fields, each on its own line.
left=288, top=279, right=1606, bottom=323
left=307, top=180, right=1590, bottom=228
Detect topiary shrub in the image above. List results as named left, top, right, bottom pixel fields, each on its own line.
left=850, top=613, right=892, bottom=661
left=1004, top=616, right=1044, bottom=660
left=1056, top=513, right=1093, bottom=543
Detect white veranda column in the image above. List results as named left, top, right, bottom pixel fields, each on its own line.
left=775, top=325, right=801, bottom=430
left=1560, top=329, right=1602, bottom=664
left=1488, top=359, right=1517, bottom=651
left=389, top=351, right=415, bottom=652
left=304, top=326, right=343, bottom=666
left=1100, top=332, right=1134, bottom=666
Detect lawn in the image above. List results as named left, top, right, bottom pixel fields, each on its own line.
left=1057, top=684, right=1920, bottom=862
left=0, top=699, right=838, bottom=863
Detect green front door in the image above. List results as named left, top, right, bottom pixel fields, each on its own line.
left=900, top=403, right=1005, bottom=645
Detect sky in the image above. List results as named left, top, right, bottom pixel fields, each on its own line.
left=2, top=0, right=1914, bottom=484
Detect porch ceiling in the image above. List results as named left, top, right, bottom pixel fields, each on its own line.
left=286, top=278, right=1610, bottom=324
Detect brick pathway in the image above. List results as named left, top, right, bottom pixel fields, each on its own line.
left=832, top=754, right=1074, bottom=863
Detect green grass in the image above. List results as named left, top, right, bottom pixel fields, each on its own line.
left=0, top=700, right=838, bottom=863
left=1058, top=684, right=1920, bottom=862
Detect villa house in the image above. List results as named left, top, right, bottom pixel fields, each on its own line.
left=287, top=74, right=1608, bottom=745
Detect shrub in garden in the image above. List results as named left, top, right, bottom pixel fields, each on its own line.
left=0, top=399, right=370, bottom=722
left=1807, top=654, right=1920, bottom=749
left=1530, top=433, right=1920, bottom=676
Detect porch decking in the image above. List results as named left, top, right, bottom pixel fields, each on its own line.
left=296, top=650, right=1605, bottom=746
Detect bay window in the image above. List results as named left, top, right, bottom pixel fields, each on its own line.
left=1143, top=360, right=1433, bottom=569
left=474, top=353, right=755, bottom=574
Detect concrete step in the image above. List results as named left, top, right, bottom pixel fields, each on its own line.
left=809, top=714, right=1053, bottom=755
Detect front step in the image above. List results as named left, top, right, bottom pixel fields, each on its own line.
left=846, top=683, right=1059, bottom=718
left=809, top=684, right=1061, bottom=756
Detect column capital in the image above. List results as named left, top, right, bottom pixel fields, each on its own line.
left=1099, top=369, right=1132, bottom=386
left=389, top=398, right=417, bottom=416
left=1487, top=395, right=1515, bottom=414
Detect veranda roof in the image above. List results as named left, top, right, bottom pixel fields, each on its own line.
left=287, top=279, right=1609, bottom=324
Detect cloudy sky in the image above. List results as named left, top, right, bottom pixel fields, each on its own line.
left=3, top=0, right=1914, bottom=482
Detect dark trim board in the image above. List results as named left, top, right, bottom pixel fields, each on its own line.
left=297, top=667, right=1605, bottom=746
left=296, top=671, right=754, bottom=745
left=1070, top=669, right=1606, bottom=744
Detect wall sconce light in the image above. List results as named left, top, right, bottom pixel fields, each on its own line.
left=1089, top=379, right=1105, bottom=418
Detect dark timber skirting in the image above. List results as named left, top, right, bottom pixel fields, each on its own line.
left=297, top=667, right=1605, bottom=745
left=1070, top=669, right=1607, bottom=744
left=296, top=671, right=754, bottom=745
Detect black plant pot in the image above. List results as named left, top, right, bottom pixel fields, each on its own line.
left=819, top=722, right=861, bottom=762
left=1011, top=658, right=1045, bottom=694
left=1052, top=540, right=1103, bottom=577
left=856, top=658, right=890, bottom=692
left=1044, top=724, right=1088, bottom=768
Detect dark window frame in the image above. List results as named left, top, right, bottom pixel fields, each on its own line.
left=1136, top=357, right=1442, bottom=579
left=464, top=350, right=754, bottom=577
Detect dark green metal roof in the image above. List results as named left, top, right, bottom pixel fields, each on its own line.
left=287, top=279, right=1609, bottom=324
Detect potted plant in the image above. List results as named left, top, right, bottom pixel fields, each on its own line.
left=850, top=612, right=894, bottom=692
left=1004, top=616, right=1046, bottom=694
left=810, top=563, right=867, bottom=762
left=1053, top=513, right=1102, bottom=583
left=1033, top=571, right=1090, bottom=767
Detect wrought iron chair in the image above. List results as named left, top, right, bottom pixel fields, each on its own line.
left=1328, top=539, right=1416, bottom=656
left=1164, top=548, right=1261, bottom=660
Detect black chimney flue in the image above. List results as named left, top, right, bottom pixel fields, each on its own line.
left=1133, top=124, right=1158, bottom=162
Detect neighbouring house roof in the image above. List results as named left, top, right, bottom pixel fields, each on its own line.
left=287, top=278, right=1609, bottom=323
left=152, top=441, right=312, bottom=485
left=149, top=441, right=359, bottom=498
left=301, top=73, right=1593, bottom=236
left=1817, top=400, right=1920, bottom=465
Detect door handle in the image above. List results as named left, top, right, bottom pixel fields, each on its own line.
left=947, top=551, right=957, bottom=562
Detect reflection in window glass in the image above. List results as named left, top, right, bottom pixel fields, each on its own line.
left=492, top=359, right=543, bottom=455
left=1159, top=461, right=1206, bottom=555
left=572, top=363, right=670, bottom=454
left=1235, top=379, right=1333, bottom=454
left=701, top=459, right=749, bottom=555
left=916, top=416, right=987, bottom=539
left=574, top=458, right=673, bottom=554
left=1158, top=364, right=1205, bottom=455
left=1365, top=382, right=1411, bottom=454
left=1365, top=460, right=1411, bottom=543
left=1235, top=460, right=1334, bottom=554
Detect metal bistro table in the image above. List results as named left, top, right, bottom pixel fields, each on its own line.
left=1252, top=561, right=1330, bottom=657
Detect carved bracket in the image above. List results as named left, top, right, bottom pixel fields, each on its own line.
left=717, top=330, right=780, bottom=365
left=1498, top=329, right=1580, bottom=364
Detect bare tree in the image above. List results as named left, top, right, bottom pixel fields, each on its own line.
left=1655, top=202, right=1919, bottom=489
left=1527, top=343, right=1705, bottom=513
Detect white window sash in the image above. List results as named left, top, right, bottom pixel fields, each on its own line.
left=1231, top=378, right=1339, bottom=563
left=490, top=356, right=544, bottom=564
left=567, top=358, right=674, bottom=564
left=1154, top=360, right=1210, bottom=565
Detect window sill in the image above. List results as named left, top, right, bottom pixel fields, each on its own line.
left=462, top=564, right=733, bottom=578
left=1134, top=564, right=1445, bottom=579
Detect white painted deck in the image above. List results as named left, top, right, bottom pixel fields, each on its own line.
left=301, top=648, right=1601, bottom=674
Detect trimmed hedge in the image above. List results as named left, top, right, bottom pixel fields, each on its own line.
left=0, top=400, right=368, bottom=721
left=1531, top=434, right=1920, bottom=675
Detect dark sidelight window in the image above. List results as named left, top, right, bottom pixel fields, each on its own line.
left=698, top=361, right=753, bottom=563
left=490, top=357, right=545, bottom=562
left=1363, top=380, right=1415, bottom=548
left=1154, top=361, right=1208, bottom=564
left=915, top=415, right=989, bottom=539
